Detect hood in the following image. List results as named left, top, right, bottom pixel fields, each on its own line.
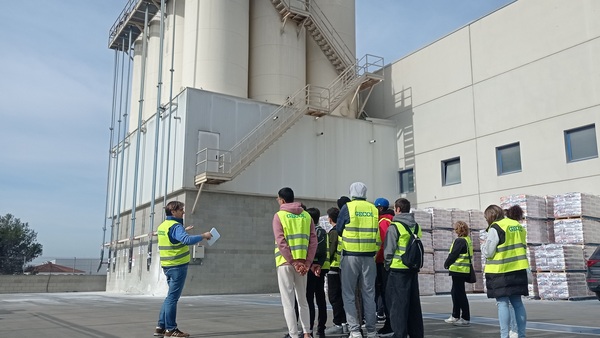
left=349, top=182, right=367, bottom=199
left=379, top=209, right=394, bottom=220
left=279, top=201, right=305, bottom=215
left=392, top=212, right=416, bottom=227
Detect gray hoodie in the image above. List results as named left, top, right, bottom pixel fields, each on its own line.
left=383, top=212, right=417, bottom=269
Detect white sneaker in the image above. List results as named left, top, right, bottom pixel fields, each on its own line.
left=444, top=316, right=459, bottom=323
left=453, top=318, right=470, bottom=326
left=366, top=332, right=376, bottom=338
left=349, top=332, right=362, bottom=338
left=509, top=331, right=519, bottom=338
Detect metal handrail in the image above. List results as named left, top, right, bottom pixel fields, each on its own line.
left=108, top=0, right=138, bottom=45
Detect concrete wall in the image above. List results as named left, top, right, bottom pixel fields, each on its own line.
left=0, top=275, right=106, bottom=294
left=106, top=190, right=335, bottom=295
left=363, top=0, right=600, bottom=210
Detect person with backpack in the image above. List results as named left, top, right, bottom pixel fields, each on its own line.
left=304, top=207, right=329, bottom=337
left=383, top=198, right=424, bottom=338
left=443, top=220, right=473, bottom=327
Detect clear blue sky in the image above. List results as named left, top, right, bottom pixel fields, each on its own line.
left=0, top=0, right=513, bottom=259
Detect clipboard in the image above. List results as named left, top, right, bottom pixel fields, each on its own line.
left=206, top=227, right=220, bottom=246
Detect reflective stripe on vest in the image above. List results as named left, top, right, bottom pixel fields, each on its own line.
left=274, top=210, right=311, bottom=267
left=449, top=236, right=473, bottom=273
left=342, top=200, right=379, bottom=253
left=484, top=217, right=529, bottom=274
left=322, top=228, right=331, bottom=270
left=389, top=221, right=422, bottom=270
left=157, top=220, right=190, bottom=267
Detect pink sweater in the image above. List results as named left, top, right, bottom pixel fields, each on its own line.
left=272, top=202, right=318, bottom=266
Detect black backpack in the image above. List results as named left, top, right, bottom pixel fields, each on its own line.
left=393, top=222, right=424, bottom=271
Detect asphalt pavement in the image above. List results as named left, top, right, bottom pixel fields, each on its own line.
left=0, top=292, right=598, bottom=337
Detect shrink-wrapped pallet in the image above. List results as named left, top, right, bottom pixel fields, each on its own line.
left=413, top=209, right=432, bottom=230
left=537, top=272, right=589, bottom=299
left=419, top=273, right=435, bottom=296
left=423, top=207, right=453, bottom=229
left=469, top=210, right=488, bottom=230
left=433, top=229, right=456, bottom=250
left=533, top=244, right=585, bottom=271
left=421, top=231, right=433, bottom=253
left=421, top=253, right=434, bottom=274
left=554, top=218, right=600, bottom=244
left=553, top=192, right=600, bottom=218
left=500, top=194, right=549, bottom=219
left=433, top=250, right=449, bottom=272
left=434, top=272, right=452, bottom=294
left=521, top=218, right=551, bottom=244
left=450, top=209, right=470, bottom=224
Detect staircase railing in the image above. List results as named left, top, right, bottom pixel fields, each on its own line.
left=195, top=54, right=384, bottom=182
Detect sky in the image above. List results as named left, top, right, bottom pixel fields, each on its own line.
left=0, top=0, right=513, bottom=260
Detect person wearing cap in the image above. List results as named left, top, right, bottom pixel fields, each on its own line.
left=374, top=197, right=394, bottom=337
left=336, top=183, right=380, bottom=338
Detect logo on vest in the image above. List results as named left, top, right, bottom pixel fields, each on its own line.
left=286, top=213, right=306, bottom=219
left=508, top=225, right=523, bottom=232
left=355, top=211, right=374, bottom=217
left=157, top=230, right=166, bottom=236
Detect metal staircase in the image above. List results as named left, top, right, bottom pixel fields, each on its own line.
left=270, top=0, right=354, bottom=73
left=195, top=54, right=384, bottom=185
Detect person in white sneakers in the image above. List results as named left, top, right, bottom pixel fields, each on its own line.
left=443, top=221, right=473, bottom=327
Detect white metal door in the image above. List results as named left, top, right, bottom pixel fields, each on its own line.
left=198, top=131, right=220, bottom=172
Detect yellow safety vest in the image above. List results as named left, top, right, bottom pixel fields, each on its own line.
left=484, top=217, right=528, bottom=274
left=389, top=221, right=422, bottom=270
left=449, top=237, right=473, bottom=273
left=320, top=227, right=331, bottom=270
left=275, top=210, right=311, bottom=267
left=330, top=234, right=343, bottom=268
left=157, top=219, right=190, bottom=267
left=342, top=200, right=379, bottom=254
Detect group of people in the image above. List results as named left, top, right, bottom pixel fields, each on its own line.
left=273, top=183, right=425, bottom=338
left=272, top=183, right=530, bottom=338
left=150, top=186, right=531, bottom=338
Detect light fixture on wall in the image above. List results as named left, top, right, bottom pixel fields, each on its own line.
left=316, top=132, right=324, bottom=136
left=369, top=139, right=376, bottom=144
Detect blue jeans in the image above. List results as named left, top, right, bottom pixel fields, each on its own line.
left=497, top=295, right=526, bottom=338
left=158, top=264, right=188, bottom=330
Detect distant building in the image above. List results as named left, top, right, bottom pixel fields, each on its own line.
left=32, top=262, right=86, bottom=275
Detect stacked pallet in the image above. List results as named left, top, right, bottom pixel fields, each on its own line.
left=500, top=194, right=554, bottom=244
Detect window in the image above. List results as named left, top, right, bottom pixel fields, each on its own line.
left=442, top=158, right=461, bottom=186
left=565, top=124, right=598, bottom=162
left=496, top=142, right=522, bottom=175
left=399, top=169, right=414, bottom=193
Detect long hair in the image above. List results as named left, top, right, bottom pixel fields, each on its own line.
left=484, top=204, right=504, bottom=226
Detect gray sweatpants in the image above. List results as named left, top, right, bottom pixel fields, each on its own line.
left=341, top=255, right=377, bottom=334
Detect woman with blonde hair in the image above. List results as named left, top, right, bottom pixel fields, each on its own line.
left=483, top=204, right=528, bottom=338
left=443, top=220, right=473, bottom=326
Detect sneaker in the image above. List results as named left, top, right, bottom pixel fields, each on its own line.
left=366, top=332, right=376, bottom=338
left=509, top=331, right=519, bottom=338
left=377, top=325, right=394, bottom=337
left=377, top=314, right=386, bottom=323
left=444, top=316, right=459, bottom=324
left=342, top=323, right=349, bottom=334
left=349, top=332, right=362, bottom=338
left=154, top=327, right=166, bottom=336
left=324, top=325, right=344, bottom=335
left=164, top=328, right=190, bottom=337
left=453, top=319, right=470, bottom=326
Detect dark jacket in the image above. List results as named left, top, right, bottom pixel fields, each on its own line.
left=444, top=237, right=470, bottom=277
left=485, top=269, right=529, bottom=298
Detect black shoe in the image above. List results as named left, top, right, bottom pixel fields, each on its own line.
left=377, top=325, right=394, bottom=337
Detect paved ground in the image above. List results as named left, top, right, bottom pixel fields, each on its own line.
left=0, top=292, right=599, bottom=337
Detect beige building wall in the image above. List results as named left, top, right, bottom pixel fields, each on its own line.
left=364, top=0, right=600, bottom=210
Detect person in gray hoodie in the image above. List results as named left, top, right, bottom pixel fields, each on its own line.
left=383, top=198, right=424, bottom=338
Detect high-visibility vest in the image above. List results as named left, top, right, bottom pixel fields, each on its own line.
left=321, top=227, right=331, bottom=270
left=157, top=220, right=190, bottom=267
left=274, top=210, right=311, bottom=267
left=330, top=235, right=343, bottom=268
left=341, top=200, right=379, bottom=254
left=389, top=221, right=422, bottom=270
left=449, top=236, right=473, bottom=273
left=484, top=217, right=529, bottom=274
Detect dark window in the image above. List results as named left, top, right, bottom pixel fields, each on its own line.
left=496, top=143, right=522, bottom=175
left=442, top=158, right=461, bottom=186
left=565, top=124, right=598, bottom=162
left=399, top=169, right=414, bottom=193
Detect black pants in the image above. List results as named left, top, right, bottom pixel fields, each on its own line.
left=386, top=270, right=424, bottom=338
left=451, top=275, right=470, bottom=321
left=326, top=271, right=346, bottom=325
left=376, top=263, right=391, bottom=328
left=307, top=269, right=328, bottom=333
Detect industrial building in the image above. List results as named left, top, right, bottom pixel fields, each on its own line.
left=102, top=0, right=599, bottom=294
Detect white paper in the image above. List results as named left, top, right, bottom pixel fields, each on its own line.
left=206, top=227, right=220, bottom=246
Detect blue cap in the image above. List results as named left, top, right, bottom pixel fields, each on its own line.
left=374, top=198, right=389, bottom=208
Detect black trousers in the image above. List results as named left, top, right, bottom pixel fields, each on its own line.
left=451, top=275, right=470, bottom=320
left=386, top=270, right=424, bottom=338
left=375, top=263, right=391, bottom=328
left=326, top=271, right=346, bottom=325
left=307, top=269, right=328, bottom=333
